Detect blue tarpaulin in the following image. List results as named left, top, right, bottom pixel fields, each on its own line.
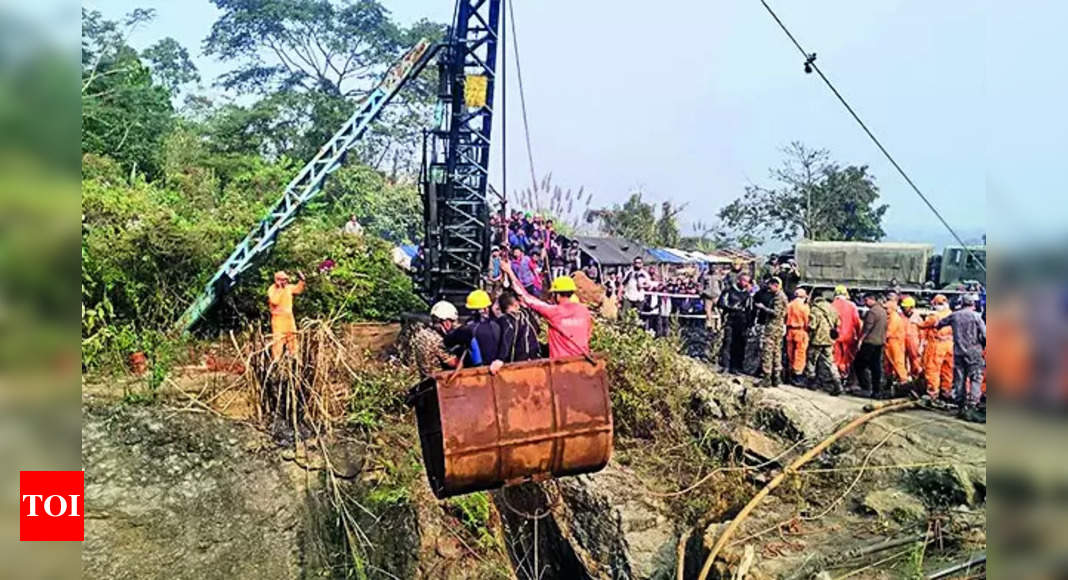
left=647, top=248, right=689, bottom=263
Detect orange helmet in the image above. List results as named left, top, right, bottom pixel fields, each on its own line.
left=932, top=294, right=948, bottom=305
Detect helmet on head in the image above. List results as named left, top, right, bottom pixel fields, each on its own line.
left=901, top=296, right=916, bottom=308
left=465, top=289, right=492, bottom=310
left=549, top=276, right=577, bottom=293
left=430, top=301, right=459, bottom=321
left=932, top=294, right=948, bottom=305
left=834, top=285, right=848, bottom=296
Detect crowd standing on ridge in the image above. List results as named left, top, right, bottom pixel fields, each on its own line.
left=357, top=212, right=988, bottom=424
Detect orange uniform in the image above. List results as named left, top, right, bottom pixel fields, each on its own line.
left=832, top=297, right=862, bottom=375
left=268, top=279, right=305, bottom=360
left=883, top=305, right=909, bottom=383
left=919, top=309, right=953, bottom=397
left=905, top=311, right=923, bottom=378
left=785, top=298, right=810, bottom=375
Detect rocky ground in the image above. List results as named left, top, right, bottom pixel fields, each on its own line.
left=82, top=333, right=985, bottom=579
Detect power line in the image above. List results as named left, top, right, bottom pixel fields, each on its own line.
left=758, top=0, right=985, bottom=272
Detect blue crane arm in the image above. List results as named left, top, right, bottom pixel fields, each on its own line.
left=177, top=39, right=439, bottom=331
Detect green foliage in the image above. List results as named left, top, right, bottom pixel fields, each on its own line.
left=590, top=318, right=694, bottom=438
left=718, top=141, right=888, bottom=245
left=82, top=9, right=180, bottom=179
left=446, top=492, right=499, bottom=551
left=141, top=37, right=200, bottom=96
left=346, top=359, right=418, bottom=430
left=591, top=193, right=683, bottom=247
left=320, top=164, right=423, bottom=243
left=202, top=0, right=444, bottom=169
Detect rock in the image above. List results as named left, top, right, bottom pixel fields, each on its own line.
left=730, top=425, right=787, bottom=464
left=495, top=463, right=679, bottom=579
left=861, top=489, right=927, bottom=523
left=908, top=464, right=983, bottom=507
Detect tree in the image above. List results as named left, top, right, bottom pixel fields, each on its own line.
left=718, top=142, right=888, bottom=246
left=589, top=193, right=656, bottom=244
left=202, top=0, right=444, bottom=171
left=81, top=9, right=197, bottom=178
left=655, top=201, right=683, bottom=247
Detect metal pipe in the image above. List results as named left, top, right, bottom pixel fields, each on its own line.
left=927, top=553, right=986, bottom=579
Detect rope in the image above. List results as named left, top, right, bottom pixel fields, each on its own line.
left=507, top=0, right=539, bottom=193
left=757, top=0, right=985, bottom=272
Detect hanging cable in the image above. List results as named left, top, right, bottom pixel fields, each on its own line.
left=508, top=0, right=539, bottom=194
left=499, top=0, right=507, bottom=214
left=758, top=0, right=985, bottom=272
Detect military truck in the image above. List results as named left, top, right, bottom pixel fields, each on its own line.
left=932, top=245, right=986, bottom=287
left=794, top=240, right=934, bottom=292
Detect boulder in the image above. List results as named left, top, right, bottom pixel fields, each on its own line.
left=861, top=489, right=928, bottom=523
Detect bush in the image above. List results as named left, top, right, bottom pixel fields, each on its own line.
left=591, top=319, right=696, bottom=438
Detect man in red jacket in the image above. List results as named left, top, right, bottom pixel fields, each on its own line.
left=831, top=285, right=862, bottom=378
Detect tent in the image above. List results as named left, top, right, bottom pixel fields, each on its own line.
left=571, top=236, right=656, bottom=267
left=647, top=248, right=689, bottom=264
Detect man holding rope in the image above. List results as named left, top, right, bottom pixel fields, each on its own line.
left=498, top=260, right=593, bottom=361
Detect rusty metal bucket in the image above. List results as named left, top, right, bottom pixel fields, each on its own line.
left=409, top=355, right=613, bottom=499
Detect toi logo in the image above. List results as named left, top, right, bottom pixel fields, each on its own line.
left=19, top=471, right=84, bottom=541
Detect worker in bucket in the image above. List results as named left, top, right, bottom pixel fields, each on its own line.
left=498, top=260, right=592, bottom=361
left=267, top=270, right=305, bottom=361
left=411, top=301, right=461, bottom=377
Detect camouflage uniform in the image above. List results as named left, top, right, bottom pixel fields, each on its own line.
left=759, top=290, right=788, bottom=384
left=806, top=299, right=842, bottom=394
left=409, top=325, right=453, bottom=377
left=744, top=322, right=765, bottom=375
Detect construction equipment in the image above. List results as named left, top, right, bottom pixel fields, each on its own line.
left=410, top=355, right=613, bottom=499
left=177, top=39, right=438, bottom=331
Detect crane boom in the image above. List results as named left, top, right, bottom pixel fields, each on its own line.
left=177, top=39, right=438, bottom=331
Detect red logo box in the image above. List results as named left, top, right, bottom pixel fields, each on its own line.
left=19, top=471, right=84, bottom=541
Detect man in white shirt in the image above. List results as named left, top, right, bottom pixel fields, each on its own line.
left=621, top=256, right=651, bottom=317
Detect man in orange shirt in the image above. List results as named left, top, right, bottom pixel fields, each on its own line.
left=883, top=292, right=910, bottom=387
left=785, top=288, right=810, bottom=383
left=831, top=285, right=862, bottom=378
left=268, top=270, right=306, bottom=360
left=901, top=296, right=923, bottom=378
left=918, top=294, right=954, bottom=401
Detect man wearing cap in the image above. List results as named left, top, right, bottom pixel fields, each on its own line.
left=883, top=292, right=910, bottom=388
left=499, top=261, right=592, bottom=360
left=267, top=270, right=306, bottom=360
left=410, top=301, right=462, bottom=377
left=937, top=295, right=986, bottom=419
left=785, top=288, right=811, bottom=383
left=806, top=290, right=843, bottom=395
left=901, top=296, right=923, bottom=378
left=919, top=294, right=954, bottom=402
left=832, top=286, right=862, bottom=378
left=757, top=277, right=788, bottom=387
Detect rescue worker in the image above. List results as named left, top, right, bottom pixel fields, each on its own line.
left=937, top=294, right=986, bottom=420
left=832, top=285, right=862, bottom=378
left=806, top=290, right=843, bottom=395
left=454, top=289, right=501, bottom=367
left=757, top=277, right=788, bottom=388
left=747, top=277, right=777, bottom=375
left=499, top=261, right=593, bottom=360
left=718, top=273, right=754, bottom=374
left=411, top=301, right=461, bottom=377
left=268, top=270, right=305, bottom=361
left=785, top=288, right=810, bottom=383
left=883, top=292, right=910, bottom=388
left=918, top=294, right=954, bottom=403
left=901, top=296, right=923, bottom=378
left=855, top=293, right=888, bottom=397
left=493, top=292, right=541, bottom=367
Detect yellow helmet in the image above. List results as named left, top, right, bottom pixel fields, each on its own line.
left=549, top=276, right=577, bottom=293
left=901, top=296, right=916, bottom=308
left=465, top=289, right=492, bottom=310
left=834, top=285, right=848, bottom=296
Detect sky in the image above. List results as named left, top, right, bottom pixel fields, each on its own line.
left=80, top=0, right=1066, bottom=250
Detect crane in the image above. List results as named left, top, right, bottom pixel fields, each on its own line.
left=177, top=0, right=502, bottom=330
